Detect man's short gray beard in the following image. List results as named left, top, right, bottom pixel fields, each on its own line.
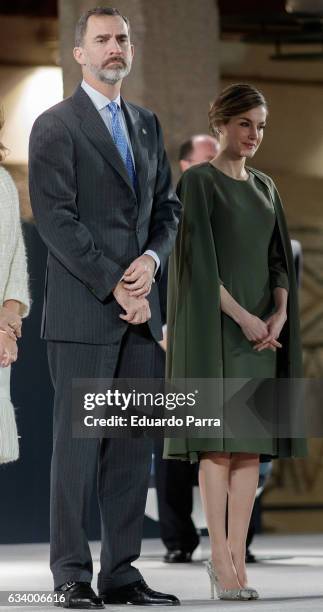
left=89, top=63, right=131, bottom=85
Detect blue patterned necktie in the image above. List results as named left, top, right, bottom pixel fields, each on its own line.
left=107, top=101, right=136, bottom=188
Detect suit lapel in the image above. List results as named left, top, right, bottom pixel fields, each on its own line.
left=121, top=98, right=149, bottom=203
left=72, top=85, right=136, bottom=196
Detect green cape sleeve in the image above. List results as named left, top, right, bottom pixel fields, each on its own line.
left=166, top=167, right=223, bottom=379
left=249, top=167, right=303, bottom=378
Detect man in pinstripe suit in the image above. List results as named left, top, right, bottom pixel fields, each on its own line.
left=29, top=7, right=181, bottom=608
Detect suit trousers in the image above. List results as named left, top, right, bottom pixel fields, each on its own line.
left=47, top=324, right=157, bottom=590
left=153, top=347, right=199, bottom=554
left=154, top=438, right=199, bottom=553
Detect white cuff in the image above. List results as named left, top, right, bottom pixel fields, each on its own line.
left=144, top=250, right=160, bottom=276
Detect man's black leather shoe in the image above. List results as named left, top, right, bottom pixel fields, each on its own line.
left=54, top=581, right=104, bottom=609
left=100, top=579, right=180, bottom=605
left=164, top=549, right=192, bottom=563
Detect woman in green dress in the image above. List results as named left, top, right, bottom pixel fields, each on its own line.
left=165, top=84, right=306, bottom=601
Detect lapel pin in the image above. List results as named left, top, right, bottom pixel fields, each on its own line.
left=142, top=128, right=147, bottom=135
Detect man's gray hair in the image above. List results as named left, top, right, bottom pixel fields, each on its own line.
left=75, top=7, right=130, bottom=47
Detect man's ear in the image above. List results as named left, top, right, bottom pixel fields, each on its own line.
left=130, top=44, right=135, bottom=60
left=73, top=46, right=85, bottom=66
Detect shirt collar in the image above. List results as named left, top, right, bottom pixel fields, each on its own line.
left=81, top=79, right=121, bottom=111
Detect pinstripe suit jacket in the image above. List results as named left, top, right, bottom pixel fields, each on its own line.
left=28, top=84, right=181, bottom=345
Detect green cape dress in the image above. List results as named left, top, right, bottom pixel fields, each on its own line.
left=164, top=163, right=307, bottom=462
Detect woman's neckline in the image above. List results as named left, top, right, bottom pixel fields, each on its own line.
left=207, top=162, right=251, bottom=182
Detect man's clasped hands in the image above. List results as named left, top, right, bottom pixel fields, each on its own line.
left=0, top=254, right=155, bottom=368
left=113, top=254, right=156, bottom=325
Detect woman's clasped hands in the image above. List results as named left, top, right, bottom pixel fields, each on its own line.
left=0, top=306, right=21, bottom=367
left=240, top=310, right=287, bottom=352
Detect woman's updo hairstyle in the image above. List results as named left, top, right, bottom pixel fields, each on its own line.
left=209, top=83, right=268, bottom=137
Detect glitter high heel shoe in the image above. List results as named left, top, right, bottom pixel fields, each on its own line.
left=244, top=586, right=259, bottom=600
left=230, top=555, right=259, bottom=599
left=204, top=559, right=254, bottom=601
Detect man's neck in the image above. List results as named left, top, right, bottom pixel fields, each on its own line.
left=83, top=73, right=122, bottom=100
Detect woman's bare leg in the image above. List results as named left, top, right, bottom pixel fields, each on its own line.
left=199, top=452, right=241, bottom=590
left=227, top=453, right=260, bottom=587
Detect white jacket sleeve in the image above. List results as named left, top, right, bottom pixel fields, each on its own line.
left=2, top=172, right=30, bottom=316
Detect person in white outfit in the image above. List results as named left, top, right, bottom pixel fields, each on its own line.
left=0, top=117, right=30, bottom=464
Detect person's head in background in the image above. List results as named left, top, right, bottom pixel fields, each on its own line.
left=0, top=107, right=8, bottom=164
left=178, top=134, right=220, bottom=174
